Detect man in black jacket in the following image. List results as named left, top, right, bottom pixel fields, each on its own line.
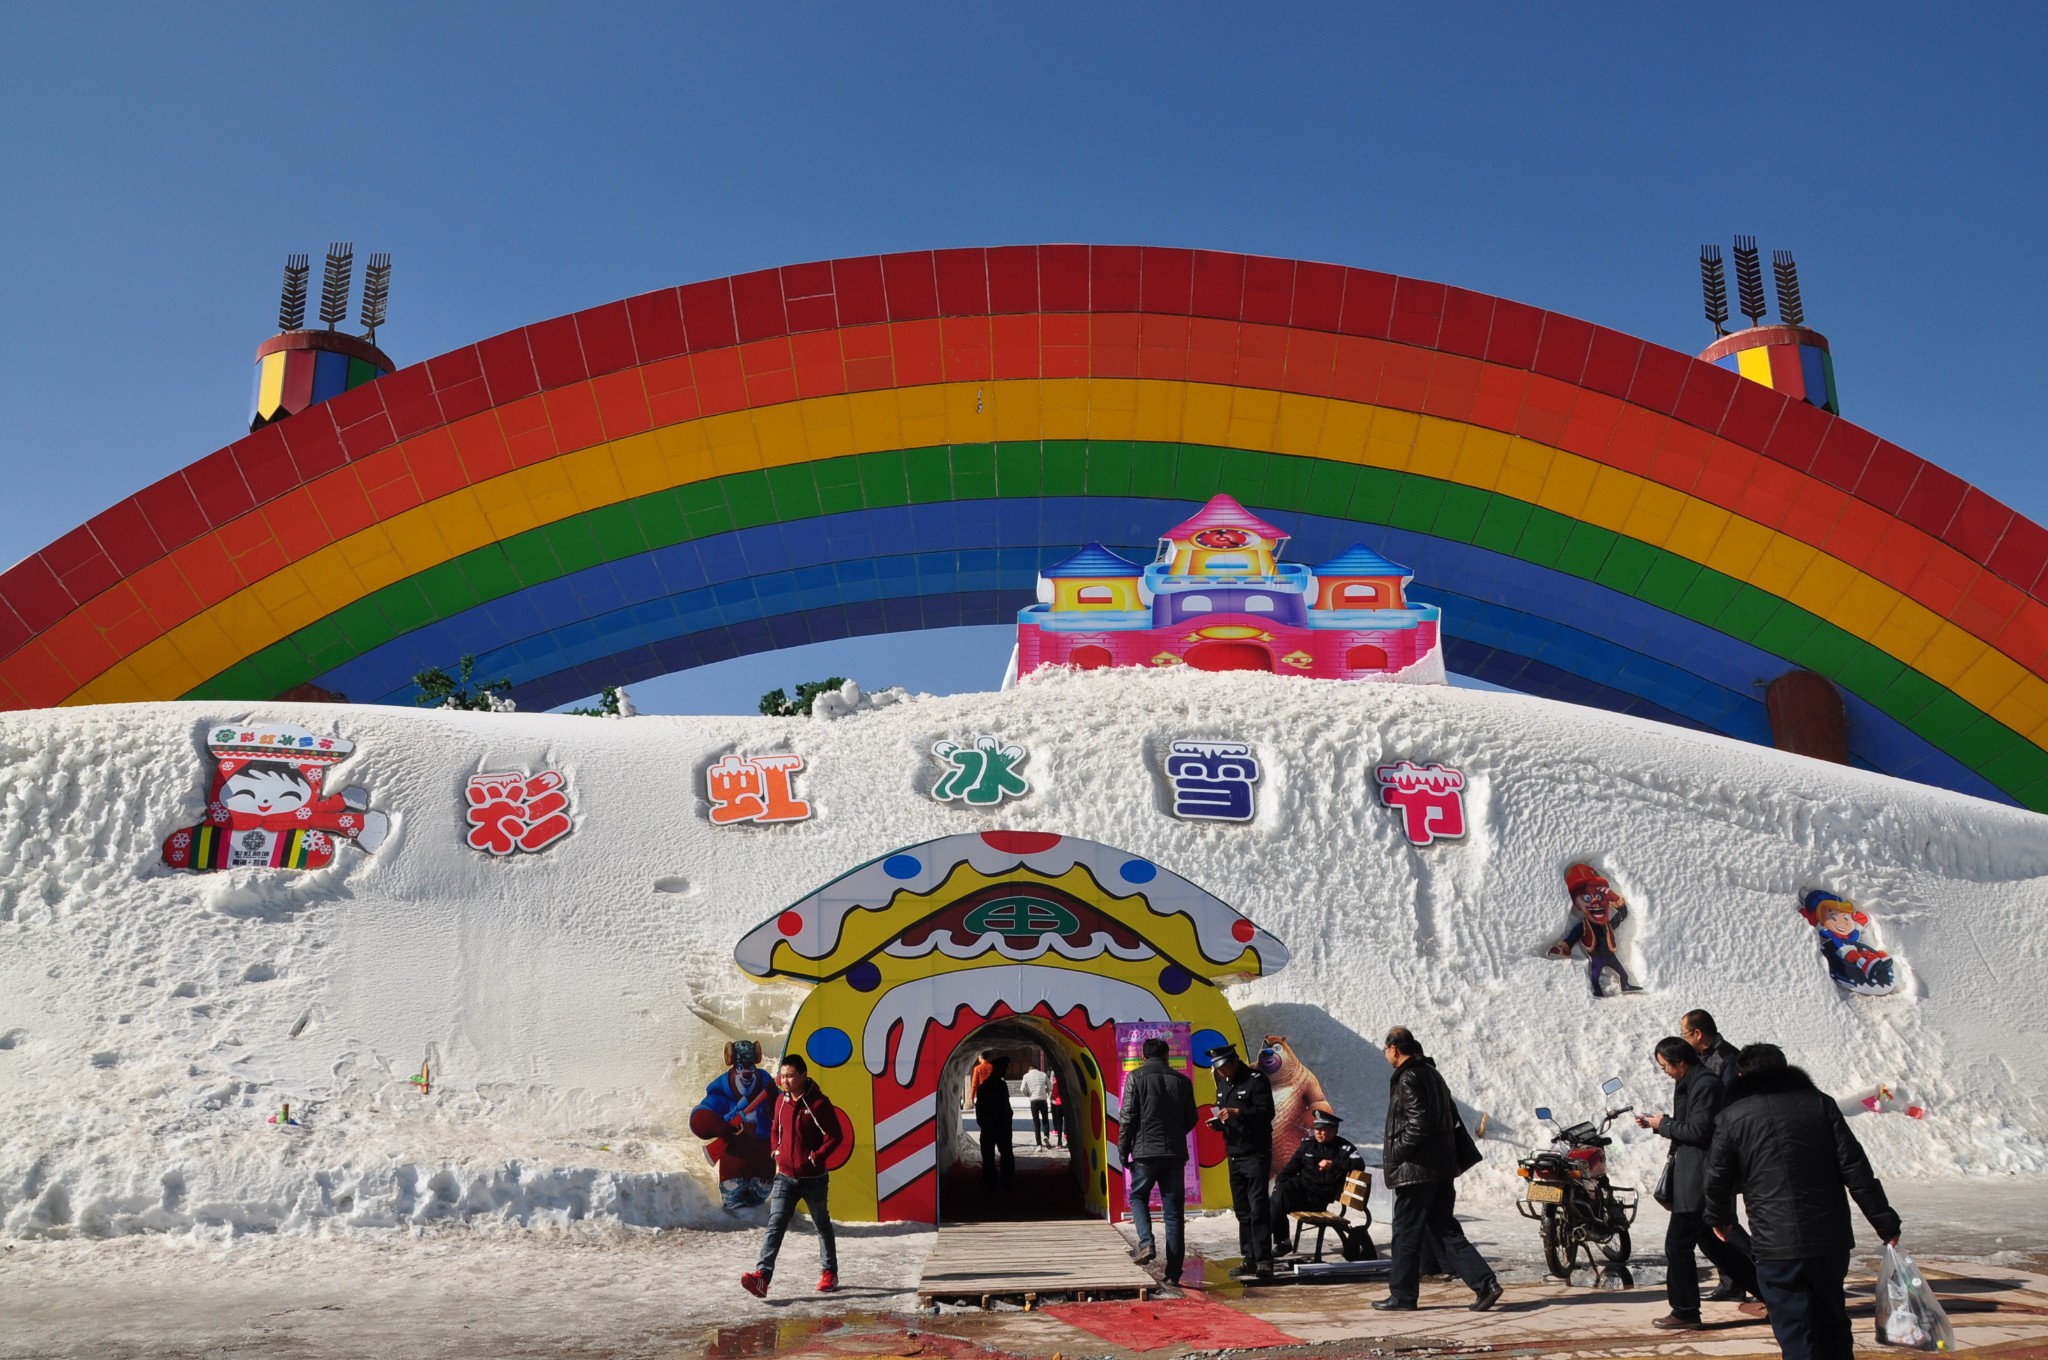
left=974, top=1054, right=1015, bottom=1193
left=1374, top=1028, right=1501, bottom=1312
left=1269, top=1109, right=1366, bottom=1259
left=1705, top=1044, right=1902, bottom=1360
left=1681, top=1009, right=1742, bottom=1093
left=1642, top=1036, right=1760, bottom=1328
left=1206, top=1042, right=1276, bottom=1280
left=1118, top=1037, right=1198, bottom=1285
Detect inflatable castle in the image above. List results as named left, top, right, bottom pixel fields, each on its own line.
left=1014, top=494, right=1444, bottom=681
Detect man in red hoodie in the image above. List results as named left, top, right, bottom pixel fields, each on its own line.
left=741, top=1055, right=845, bottom=1298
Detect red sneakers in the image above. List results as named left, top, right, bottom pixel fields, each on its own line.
left=740, top=1270, right=768, bottom=1299
left=816, top=1269, right=839, bottom=1292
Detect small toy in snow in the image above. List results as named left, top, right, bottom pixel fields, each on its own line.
left=268, top=1101, right=300, bottom=1127
left=1547, top=864, right=1643, bottom=998
left=1799, top=890, right=1897, bottom=996
left=411, top=1060, right=431, bottom=1095
left=163, top=723, right=389, bottom=871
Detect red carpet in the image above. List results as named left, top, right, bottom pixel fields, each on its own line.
left=1042, top=1298, right=1300, bottom=1351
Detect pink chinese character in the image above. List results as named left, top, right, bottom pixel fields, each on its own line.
left=1374, top=760, right=1467, bottom=846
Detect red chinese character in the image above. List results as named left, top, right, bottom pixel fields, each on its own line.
left=1374, top=761, right=1467, bottom=846
left=465, top=770, right=574, bottom=854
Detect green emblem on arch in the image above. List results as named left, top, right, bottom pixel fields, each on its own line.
left=963, top=895, right=1081, bottom=939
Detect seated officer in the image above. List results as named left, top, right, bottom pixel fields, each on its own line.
left=1271, top=1109, right=1365, bottom=1258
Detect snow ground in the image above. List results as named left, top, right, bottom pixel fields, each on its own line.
left=1, top=667, right=2045, bottom=1350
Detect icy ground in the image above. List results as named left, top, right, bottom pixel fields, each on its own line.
left=3, top=1175, right=2041, bottom=1359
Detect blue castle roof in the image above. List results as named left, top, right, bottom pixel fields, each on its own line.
left=1312, top=544, right=1413, bottom=578
left=1041, top=543, right=1144, bottom=578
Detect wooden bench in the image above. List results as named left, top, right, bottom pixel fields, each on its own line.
left=1288, top=1168, right=1377, bottom=1262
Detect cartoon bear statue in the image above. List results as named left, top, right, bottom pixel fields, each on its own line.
left=162, top=723, right=390, bottom=871
left=1546, top=863, right=1643, bottom=998
left=1799, top=890, right=1898, bottom=996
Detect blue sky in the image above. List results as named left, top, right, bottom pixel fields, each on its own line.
left=3, top=5, right=2043, bottom=713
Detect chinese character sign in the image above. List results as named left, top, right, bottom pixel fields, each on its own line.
left=930, top=736, right=1031, bottom=806
left=706, top=753, right=812, bottom=825
left=1374, top=760, right=1467, bottom=846
left=1165, top=740, right=1260, bottom=822
left=464, top=770, right=573, bottom=855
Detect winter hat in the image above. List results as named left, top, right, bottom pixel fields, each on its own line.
left=1564, top=863, right=1610, bottom=894
left=204, top=723, right=353, bottom=810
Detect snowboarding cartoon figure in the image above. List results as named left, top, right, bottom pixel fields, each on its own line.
left=1799, top=890, right=1897, bottom=996
left=689, top=1039, right=777, bottom=1210
left=1546, top=863, right=1643, bottom=997
left=162, top=723, right=389, bottom=871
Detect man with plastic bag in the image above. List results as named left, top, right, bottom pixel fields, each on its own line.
left=1705, top=1044, right=1902, bottom=1360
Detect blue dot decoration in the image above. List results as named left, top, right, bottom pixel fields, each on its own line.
left=1191, top=1028, right=1229, bottom=1066
left=1119, top=858, right=1158, bottom=884
left=883, top=854, right=922, bottom=880
left=806, top=1026, right=853, bottom=1069
left=1158, top=964, right=1192, bottom=996
left=845, top=961, right=882, bottom=993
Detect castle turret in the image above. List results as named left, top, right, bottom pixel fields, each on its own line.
left=1038, top=543, right=1145, bottom=611
left=1310, top=544, right=1411, bottom=611
left=1157, top=495, right=1287, bottom=577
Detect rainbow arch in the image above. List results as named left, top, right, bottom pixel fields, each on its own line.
left=4, top=247, right=2048, bottom=809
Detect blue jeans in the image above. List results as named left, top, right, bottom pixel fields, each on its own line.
left=1127, top=1157, right=1187, bottom=1283
left=755, top=1174, right=836, bottom=1277
left=721, top=1177, right=773, bottom=1212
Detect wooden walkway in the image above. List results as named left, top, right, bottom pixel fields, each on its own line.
left=918, top=1218, right=1156, bottom=1306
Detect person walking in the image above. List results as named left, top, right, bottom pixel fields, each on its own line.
left=1269, top=1110, right=1365, bottom=1259
left=1118, top=1036, right=1199, bottom=1285
left=975, top=1054, right=1016, bottom=1192
left=1205, top=1042, right=1276, bottom=1281
left=1373, top=1028, right=1502, bottom=1312
left=1048, top=1070, right=1068, bottom=1147
left=1705, top=1044, right=1902, bottom=1360
left=965, top=1049, right=995, bottom=1111
left=740, top=1055, right=844, bottom=1299
left=1021, top=1061, right=1054, bottom=1147
left=1640, top=1036, right=1761, bottom=1329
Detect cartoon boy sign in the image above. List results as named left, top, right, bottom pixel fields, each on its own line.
left=1546, top=863, right=1643, bottom=998
left=162, top=723, right=390, bottom=871
left=1799, top=890, right=1898, bottom=996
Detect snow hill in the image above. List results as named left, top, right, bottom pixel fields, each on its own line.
left=2, top=668, right=2044, bottom=1240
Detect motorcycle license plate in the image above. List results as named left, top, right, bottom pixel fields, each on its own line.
left=1525, top=1183, right=1565, bottom=1204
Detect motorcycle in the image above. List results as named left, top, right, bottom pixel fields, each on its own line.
left=1514, top=1076, right=1640, bottom=1281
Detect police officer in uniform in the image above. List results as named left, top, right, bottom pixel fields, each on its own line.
left=1270, top=1109, right=1365, bottom=1258
left=1206, top=1042, right=1276, bottom=1280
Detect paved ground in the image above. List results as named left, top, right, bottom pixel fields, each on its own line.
left=5, top=1176, right=2045, bottom=1358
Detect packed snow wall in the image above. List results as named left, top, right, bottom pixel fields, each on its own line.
left=1, top=667, right=2044, bottom=1240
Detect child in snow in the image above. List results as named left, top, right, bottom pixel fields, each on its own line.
left=1798, top=890, right=1897, bottom=995
left=1547, top=863, right=1642, bottom=997
left=689, top=1039, right=776, bottom=1210
left=162, top=724, right=388, bottom=871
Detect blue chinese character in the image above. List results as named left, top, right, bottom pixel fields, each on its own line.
left=1166, top=740, right=1259, bottom=822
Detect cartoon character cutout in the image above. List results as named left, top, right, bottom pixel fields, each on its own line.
left=162, top=723, right=389, bottom=871
left=1799, top=890, right=1897, bottom=996
left=1257, top=1035, right=1336, bottom=1177
left=1546, top=863, right=1642, bottom=997
left=688, top=1039, right=777, bottom=1211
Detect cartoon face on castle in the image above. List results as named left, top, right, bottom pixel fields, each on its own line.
left=1191, top=527, right=1252, bottom=550
left=220, top=760, right=317, bottom=816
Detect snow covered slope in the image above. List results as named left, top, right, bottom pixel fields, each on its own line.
left=2, top=668, right=2044, bottom=1240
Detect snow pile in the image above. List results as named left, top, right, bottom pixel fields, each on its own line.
left=1, top=668, right=2044, bottom=1241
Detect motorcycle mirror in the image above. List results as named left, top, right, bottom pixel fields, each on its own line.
left=1601, top=1077, right=1624, bottom=1095
left=1534, top=1106, right=1552, bottom=1122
